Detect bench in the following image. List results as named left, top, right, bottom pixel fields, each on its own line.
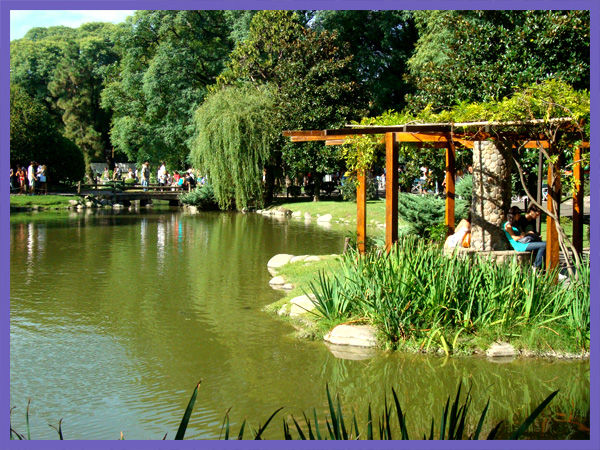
left=444, top=247, right=533, bottom=266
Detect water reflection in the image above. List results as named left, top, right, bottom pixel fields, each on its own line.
left=9, top=209, right=589, bottom=440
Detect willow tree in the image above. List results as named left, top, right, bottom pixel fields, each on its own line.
left=190, top=84, right=276, bottom=210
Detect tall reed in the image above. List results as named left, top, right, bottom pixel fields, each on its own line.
left=308, top=236, right=590, bottom=350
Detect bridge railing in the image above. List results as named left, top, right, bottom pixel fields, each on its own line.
left=77, top=180, right=194, bottom=195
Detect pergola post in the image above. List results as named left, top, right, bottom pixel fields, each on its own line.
left=545, top=152, right=561, bottom=272
left=572, top=146, right=584, bottom=255
left=385, top=132, right=398, bottom=251
left=357, top=169, right=367, bottom=255
left=445, top=136, right=456, bottom=235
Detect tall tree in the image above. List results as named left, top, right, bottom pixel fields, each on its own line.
left=216, top=10, right=368, bottom=201
left=10, top=83, right=85, bottom=184
left=312, top=10, right=418, bottom=115
left=12, top=22, right=122, bottom=174
left=101, top=10, right=233, bottom=168
left=47, top=24, right=120, bottom=175
left=190, top=84, right=276, bottom=210
left=405, top=10, right=590, bottom=111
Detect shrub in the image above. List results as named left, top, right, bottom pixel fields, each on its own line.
left=179, top=184, right=218, bottom=209
left=338, top=176, right=378, bottom=202
left=398, top=193, right=469, bottom=237
left=455, top=174, right=473, bottom=204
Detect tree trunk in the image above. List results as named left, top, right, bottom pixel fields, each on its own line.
left=313, top=172, right=322, bottom=202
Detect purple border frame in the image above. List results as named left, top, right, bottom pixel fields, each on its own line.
left=1, top=1, right=597, bottom=449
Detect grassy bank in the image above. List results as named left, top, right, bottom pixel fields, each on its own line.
left=10, top=194, right=77, bottom=209
left=267, top=237, right=589, bottom=356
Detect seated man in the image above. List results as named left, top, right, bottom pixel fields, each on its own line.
left=517, top=204, right=542, bottom=233
left=503, top=206, right=546, bottom=269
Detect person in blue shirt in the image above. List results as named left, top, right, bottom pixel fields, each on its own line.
left=503, top=206, right=546, bottom=268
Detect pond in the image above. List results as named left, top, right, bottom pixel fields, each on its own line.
left=9, top=207, right=589, bottom=440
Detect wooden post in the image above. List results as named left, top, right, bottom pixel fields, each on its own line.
left=385, top=133, right=398, bottom=251
left=357, top=169, right=367, bottom=255
left=545, top=153, right=560, bottom=272
left=445, top=136, right=456, bottom=235
left=536, top=148, right=543, bottom=234
left=572, top=146, right=584, bottom=255
left=77, top=181, right=81, bottom=195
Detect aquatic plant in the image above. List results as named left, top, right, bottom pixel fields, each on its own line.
left=10, top=382, right=559, bottom=440
left=308, top=236, right=590, bottom=351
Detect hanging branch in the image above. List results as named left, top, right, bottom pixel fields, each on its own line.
left=512, top=146, right=581, bottom=279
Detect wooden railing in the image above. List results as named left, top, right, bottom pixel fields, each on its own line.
left=77, top=180, right=193, bottom=195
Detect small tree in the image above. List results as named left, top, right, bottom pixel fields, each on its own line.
left=190, top=84, right=276, bottom=210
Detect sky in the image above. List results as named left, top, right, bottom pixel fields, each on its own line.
left=10, top=10, right=136, bottom=41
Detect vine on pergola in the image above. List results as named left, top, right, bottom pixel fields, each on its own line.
left=341, top=79, right=590, bottom=270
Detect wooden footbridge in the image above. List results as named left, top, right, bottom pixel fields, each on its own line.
left=77, top=181, right=193, bottom=205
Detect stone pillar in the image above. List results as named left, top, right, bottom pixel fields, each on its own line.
left=471, top=141, right=512, bottom=251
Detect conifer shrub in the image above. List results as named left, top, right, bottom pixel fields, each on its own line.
left=398, top=193, right=469, bottom=237
left=179, top=184, right=218, bottom=210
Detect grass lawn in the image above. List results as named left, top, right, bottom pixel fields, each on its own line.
left=10, top=194, right=78, bottom=208
left=271, top=197, right=590, bottom=248
left=270, top=198, right=406, bottom=227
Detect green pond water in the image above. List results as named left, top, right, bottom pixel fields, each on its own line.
left=10, top=207, right=589, bottom=440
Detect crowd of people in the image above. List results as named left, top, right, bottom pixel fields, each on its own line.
left=10, top=161, right=47, bottom=195
left=97, top=162, right=206, bottom=192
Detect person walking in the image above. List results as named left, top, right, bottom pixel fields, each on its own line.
left=113, top=164, right=122, bottom=181
left=27, top=161, right=37, bottom=195
left=141, top=161, right=150, bottom=192
left=38, top=165, right=48, bottom=194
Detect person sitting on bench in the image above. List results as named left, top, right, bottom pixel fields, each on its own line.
left=517, top=204, right=542, bottom=233
left=503, top=206, right=546, bottom=269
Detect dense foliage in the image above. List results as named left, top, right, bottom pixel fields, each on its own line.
left=11, top=23, right=120, bottom=176
left=178, top=184, right=218, bottom=210
left=101, top=11, right=233, bottom=169
left=406, top=10, right=590, bottom=111
left=9, top=10, right=590, bottom=208
left=190, top=84, right=276, bottom=209
left=10, top=84, right=85, bottom=184
left=312, top=10, right=418, bottom=115
left=215, top=10, right=368, bottom=202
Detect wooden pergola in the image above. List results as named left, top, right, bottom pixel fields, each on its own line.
left=284, top=120, right=589, bottom=271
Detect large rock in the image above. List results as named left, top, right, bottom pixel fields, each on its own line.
left=304, top=256, right=321, bottom=263
left=69, top=199, right=80, bottom=206
left=289, top=294, right=317, bottom=317
left=290, top=255, right=309, bottom=263
left=304, top=212, right=312, bottom=220
left=486, top=342, right=516, bottom=358
left=269, top=276, right=286, bottom=286
left=317, top=214, right=332, bottom=223
left=324, top=325, right=378, bottom=348
left=291, top=211, right=302, bottom=218
left=267, top=254, right=294, bottom=269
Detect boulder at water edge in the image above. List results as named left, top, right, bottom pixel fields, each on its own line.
left=324, top=325, right=378, bottom=348
left=289, top=294, right=317, bottom=317
left=304, top=256, right=321, bottom=263
left=267, top=254, right=294, bottom=269
left=290, top=255, right=309, bottom=263
left=269, top=276, right=286, bottom=286
left=486, top=342, right=516, bottom=358
left=317, top=214, right=332, bottom=223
